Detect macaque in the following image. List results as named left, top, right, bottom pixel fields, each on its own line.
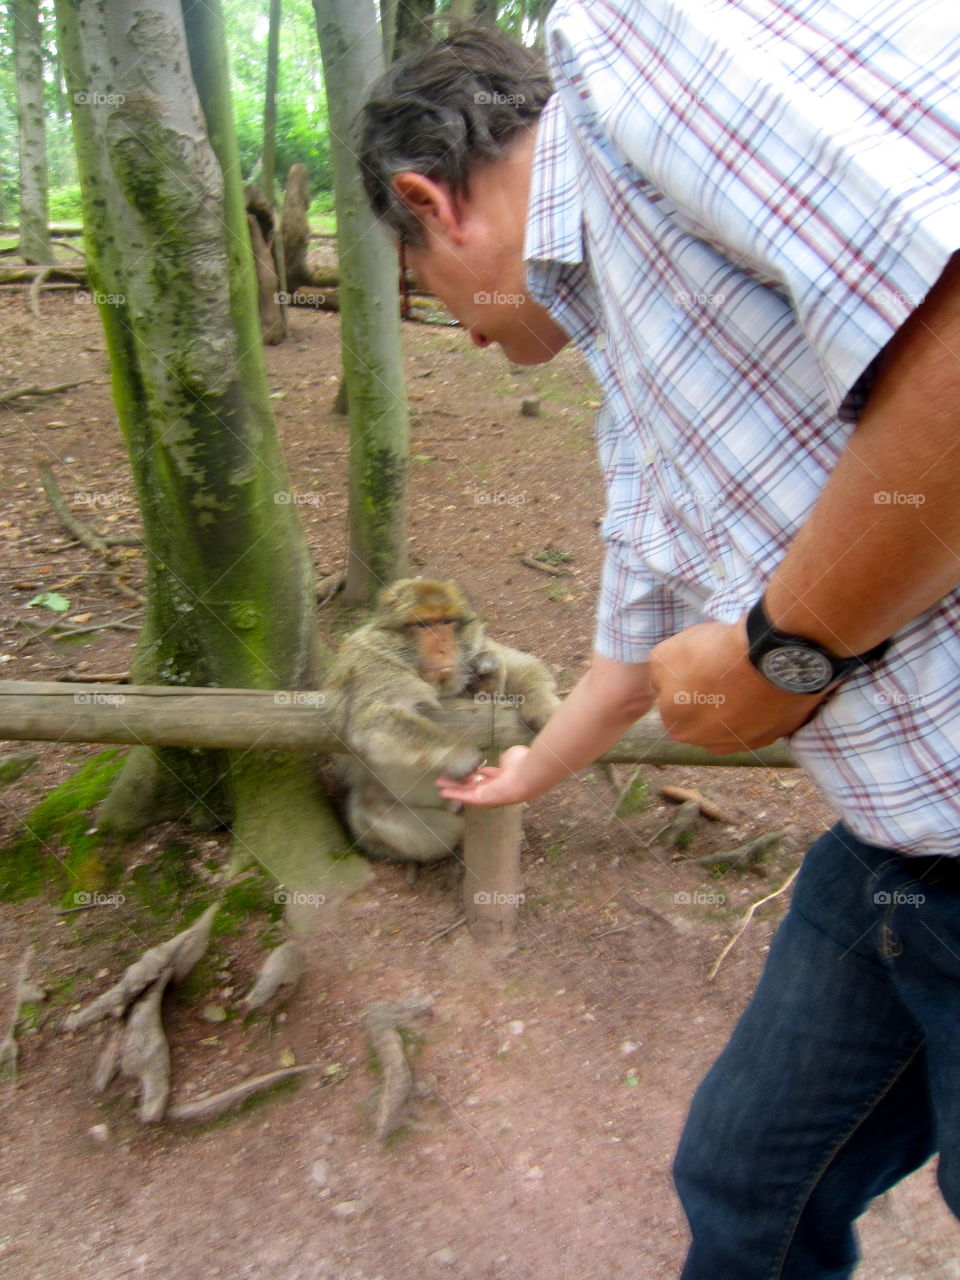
left=323, top=578, right=559, bottom=863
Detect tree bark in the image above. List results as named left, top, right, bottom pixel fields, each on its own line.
left=52, top=0, right=367, bottom=902
left=281, top=163, right=311, bottom=292
left=261, top=0, right=281, bottom=207
left=394, top=0, right=434, bottom=57
left=0, top=681, right=799, bottom=770
left=12, top=0, right=53, bottom=264
left=313, top=0, right=410, bottom=603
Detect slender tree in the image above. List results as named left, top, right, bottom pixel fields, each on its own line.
left=313, top=0, right=410, bottom=602
left=393, top=0, right=434, bottom=59
left=12, top=0, right=52, bottom=263
left=261, top=0, right=281, bottom=206
left=53, top=0, right=366, bottom=899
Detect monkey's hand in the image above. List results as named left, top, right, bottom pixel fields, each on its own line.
left=437, top=745, right=533, bottom=808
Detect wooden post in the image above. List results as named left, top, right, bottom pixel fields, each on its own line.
left=462, top=800, right=525, bottom=950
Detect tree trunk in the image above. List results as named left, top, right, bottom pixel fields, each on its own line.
left=281, top=163, right=311, bottom=292
left=394, top=0, right=434, bottom=59
left=313, top=0, right=410, bottom=603
left=472, top=0, right=498, bottom=25
left=12, top=0, right=52, bottom=264
left=261, top=0, right=281, bottom=206
left=53, top=0, right=367, bottom=902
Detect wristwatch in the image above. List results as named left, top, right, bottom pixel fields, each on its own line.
left=746, top=596, right=890, bottom=695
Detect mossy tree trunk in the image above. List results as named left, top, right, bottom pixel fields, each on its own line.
left=313, top=0, right=410, bottom=604
left=394, top=0, right=434, bottom=57
left=52, top=0, right=367, bottom=899
left=12, top=0, right=52, bottom=265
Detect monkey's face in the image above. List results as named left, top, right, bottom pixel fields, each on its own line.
left=414, top=619, right=467, bottom=693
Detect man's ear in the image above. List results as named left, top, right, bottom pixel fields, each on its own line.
left=391, top=172, right=465, bottom=242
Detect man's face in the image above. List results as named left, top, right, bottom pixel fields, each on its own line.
left=395, top=129, right=569, bottom=366
left=406, top=239, right=567, bottom=365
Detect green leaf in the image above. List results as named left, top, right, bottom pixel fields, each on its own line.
left=27, top=592, right=71, bottom=612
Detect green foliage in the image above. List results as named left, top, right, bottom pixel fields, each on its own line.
left=0, top=749, right=126, bottom=901
left=47, top=182, right=82, bottom=220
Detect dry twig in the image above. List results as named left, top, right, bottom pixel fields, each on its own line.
left=707, top=866, right=800, bottom=982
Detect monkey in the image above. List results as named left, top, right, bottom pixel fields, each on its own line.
left=322, top=578, right=560, bottom=863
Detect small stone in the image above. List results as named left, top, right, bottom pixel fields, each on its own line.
left=620, top=1040, right=640, bottom=1055
left=508, top=1020, right=525, bottom=1036
left=310, top=1159, right=330, bottom=1188
left=279, top=1047, right=297, bottom=1067
left=201, top=1003, right=228, bottom=1023
left=331, top=1199, right=367, bottom=1219
left=429, top=1248, right=457, bottom=1267
left=88, top=1123, right=110, bottom=1144
left=523, top=1165, right=543, bottom=1181
left=520, top=396, right=541, bottom=417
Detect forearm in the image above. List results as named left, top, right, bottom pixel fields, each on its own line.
left=766, top=252, right=960, bottom=651
left=508, top=655, right=655, bottom=800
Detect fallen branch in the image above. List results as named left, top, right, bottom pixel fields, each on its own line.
left=0, top=681, right=798, bottom=769
left=707, top=866, right=800, bottom=982
left=521, top=554, right=570, bottom=577
left=0, top=378, right=91, bottom=406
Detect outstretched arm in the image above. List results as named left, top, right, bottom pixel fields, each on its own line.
left=438, top=653, right=654, bottom=807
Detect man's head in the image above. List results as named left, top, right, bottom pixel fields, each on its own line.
left=358, top=29, right=569, bottom=364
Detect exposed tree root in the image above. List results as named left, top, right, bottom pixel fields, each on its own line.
left=243, top=940, right=305, bottom=1010
left=362, top=997, right=433, bottom=1141
left=0, top=378, right=91, bottom=405
left=0, top=947, right=44, bottom=1083
left=708, top=867, right=800, bottom=981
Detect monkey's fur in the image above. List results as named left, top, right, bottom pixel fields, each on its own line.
left=323, top=579, right=559, bottom=863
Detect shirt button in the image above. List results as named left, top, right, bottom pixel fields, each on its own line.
left=711, top=560, right=726, bottom=580
left=644, top=448, right=656, bottom=465
left=595, top=332, right=608, bottom=351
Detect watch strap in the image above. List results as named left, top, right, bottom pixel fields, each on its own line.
left=747, top=596, right=891, bottom=685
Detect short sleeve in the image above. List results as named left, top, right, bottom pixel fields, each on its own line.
left=546, top=0, right=960, bottom=418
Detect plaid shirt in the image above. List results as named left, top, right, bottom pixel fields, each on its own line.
left=525, top=0, right=960, bottom=856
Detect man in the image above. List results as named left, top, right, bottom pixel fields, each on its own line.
left=358, top=4, right=960, bottom=1276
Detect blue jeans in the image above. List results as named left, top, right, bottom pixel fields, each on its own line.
left=674, top=822, right=960, bottom=1278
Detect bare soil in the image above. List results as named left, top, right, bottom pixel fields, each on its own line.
left=1, top=290, right=956, bottom=1280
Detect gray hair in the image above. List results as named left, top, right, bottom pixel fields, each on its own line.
left=358, top=29, right=553, bottom=247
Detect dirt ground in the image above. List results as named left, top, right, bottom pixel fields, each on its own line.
left=1, top=289, right=957, bottom=1280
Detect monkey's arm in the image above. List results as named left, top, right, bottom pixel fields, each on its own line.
left=439, top=654, right=654, bottom=806
left=484, top=641, right=560, bottom=730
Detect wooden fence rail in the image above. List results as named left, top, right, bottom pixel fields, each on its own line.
left=0, top=681, right=795, bottom=948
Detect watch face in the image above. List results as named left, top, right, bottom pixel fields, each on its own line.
left=759, top=646, right=834, bottom=694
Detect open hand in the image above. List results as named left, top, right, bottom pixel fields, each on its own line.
left=437, top=745, right=534, bottom=807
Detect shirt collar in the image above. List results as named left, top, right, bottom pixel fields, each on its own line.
left=524, top=94, right=584, bottom=268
